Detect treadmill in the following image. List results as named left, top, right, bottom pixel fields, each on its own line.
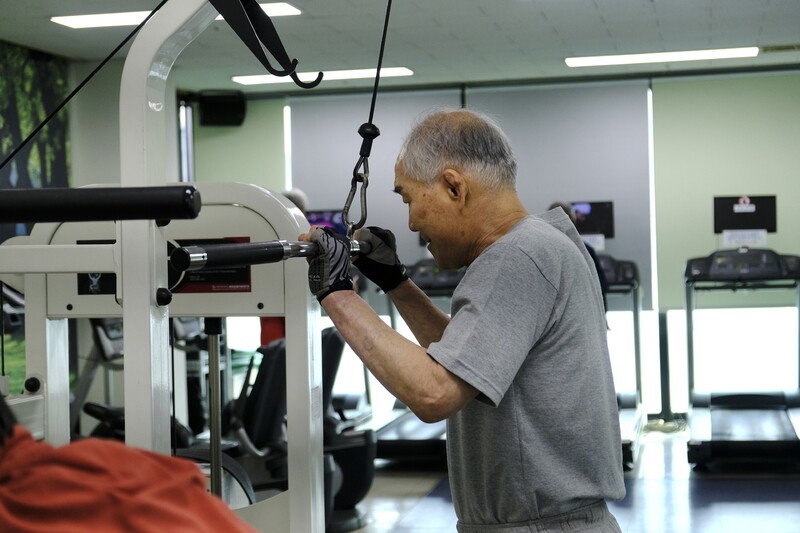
left=684, top=247, right=800, bottom=467
left=375, top=258, right=463, bottom=465
left=597, top=254, right=646, bottom=470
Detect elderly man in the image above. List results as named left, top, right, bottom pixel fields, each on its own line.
left=301, top=108, right=625, bottom=532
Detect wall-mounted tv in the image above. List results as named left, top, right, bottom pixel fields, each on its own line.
left=305, top=209, right=348, bottom=235
left=713, top=195, right=776, bottom=233
left=570, top=201, right=615, bottom=238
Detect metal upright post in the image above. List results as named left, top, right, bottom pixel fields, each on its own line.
left=632, top=285, right=642, bottom=398
left=115, top=2, right=325, bottom=528
left=658, top=311, right=675, bottom=422
left=685, top=282, right=695, bottom=401
left=205, top=316, right=224, bottom=497
left=21, top=273, right=70, bottom=444
left=118, top=0, right=216, bottom=453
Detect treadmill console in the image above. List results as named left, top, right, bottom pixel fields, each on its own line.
left=408, top=258, right=465, bottom=296
left=597, top=255, right=639, bottom=288
left=685, top=247, right=800, bottom=282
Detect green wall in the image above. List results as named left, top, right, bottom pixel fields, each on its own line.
left=193, top=97, right=286, bottom=191
left=653, top=73, right=800, bottom=310
left=69, top=60, right=123, bottom=187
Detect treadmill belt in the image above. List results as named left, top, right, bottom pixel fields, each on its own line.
left=376, top=410, right=447, bottom=463
left=711, top=409, right=798, bottom=441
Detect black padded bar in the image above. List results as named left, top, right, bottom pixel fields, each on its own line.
left=0, top=186, right=201, bottom=223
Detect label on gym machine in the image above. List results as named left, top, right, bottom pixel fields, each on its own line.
left=77, top=240, right=116, bottom=295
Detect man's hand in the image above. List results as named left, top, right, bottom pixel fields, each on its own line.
left=355, top=226, right=408, bottom=293
left=304, top=227, right=353, bottom=302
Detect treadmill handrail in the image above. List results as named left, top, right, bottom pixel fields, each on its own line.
left=688, top=279, right=799, bottom=292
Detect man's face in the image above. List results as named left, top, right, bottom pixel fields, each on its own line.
left=393, top=165, right=464, bottom=269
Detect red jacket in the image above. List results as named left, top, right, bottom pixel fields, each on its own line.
left=0, top=426, right=258, bottom=533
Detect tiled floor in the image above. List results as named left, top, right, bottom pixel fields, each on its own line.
left=352, top=465, right=455, bottom=532
left=349, top=424, right=800, bottom=532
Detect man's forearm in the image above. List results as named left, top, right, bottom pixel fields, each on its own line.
left=320, top=290, right=472, bottom=422
left=386, top=279, right=450, bottom=348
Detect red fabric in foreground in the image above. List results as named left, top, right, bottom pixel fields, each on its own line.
left=0, top=426, right=258, bottom=533
left=260, top=316, right=286, bottom=347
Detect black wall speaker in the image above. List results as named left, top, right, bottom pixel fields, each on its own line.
left=198, top=90, right=246, bottom=126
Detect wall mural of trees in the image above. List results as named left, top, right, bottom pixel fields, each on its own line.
left=1, top=40, right=70, bottom=243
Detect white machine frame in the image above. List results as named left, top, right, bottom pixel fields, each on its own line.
left=0, top=1, right=326, bottom=531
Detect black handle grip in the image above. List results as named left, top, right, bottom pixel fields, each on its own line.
left=0, top=185, right=201, bottom=223
left=170, top=241, right=291, bottom=272
left=170, top=239, right=372, bottom=272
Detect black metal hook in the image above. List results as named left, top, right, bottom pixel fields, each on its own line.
left=210, top=0, right=323, bottom=88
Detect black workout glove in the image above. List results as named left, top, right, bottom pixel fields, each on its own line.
left=355, top=226, right=408, bottom=293
left=307, top=227, right=353, bottom=302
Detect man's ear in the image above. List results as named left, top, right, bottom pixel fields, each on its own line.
left=441, top=169, right=466, bottom=202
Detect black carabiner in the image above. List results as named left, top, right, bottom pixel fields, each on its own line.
left=342, top=157, right=370, bottom=240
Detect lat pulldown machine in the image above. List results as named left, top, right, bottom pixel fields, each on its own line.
left=2, top=0, right=325, bottom=530
left=1, top=181, right=322, bottom=531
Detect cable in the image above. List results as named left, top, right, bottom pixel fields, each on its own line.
left=342, top=0, right=395, bottom=237
left=170, top=319, right=177, bottom=455
left=367, top=0, right=393, bottom=124
left=1, top=282, right=5, bottom=377
left=0, top=0, right=172, bottom=173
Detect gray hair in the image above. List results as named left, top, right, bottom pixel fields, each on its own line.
left=282, top=188, right=309, bottom=213
left=396, top=108, right=517, bottom=190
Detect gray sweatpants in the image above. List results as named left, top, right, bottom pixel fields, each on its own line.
left=456, top=501, right=622, bottom=533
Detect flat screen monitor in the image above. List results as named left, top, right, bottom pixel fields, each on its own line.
left=305, top=209, right=348, bottom=235
left=713, top=195, right=776, bottom=233
left=570, top=201, right=614, bottom=238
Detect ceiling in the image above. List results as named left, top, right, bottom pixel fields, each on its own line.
left=1, top=0, right=799, bottom=97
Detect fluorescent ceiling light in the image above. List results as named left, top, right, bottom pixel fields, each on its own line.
left=51, top=12, right=147, bottom=28
left=232, top=67, right=414, bottom=86
left=51, top=3, right=300, bottom=29
left=565, top=47, right=759, bottom=68
left=215, top=3, right=300, bottom=19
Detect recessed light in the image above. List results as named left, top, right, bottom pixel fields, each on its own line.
left=51, top=3, right=300, bottom=29
left=565, top=47, right=759, bottom=68
left=232, top=67, right=414, bottom=86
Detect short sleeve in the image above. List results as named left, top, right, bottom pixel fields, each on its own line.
left=426, top=243, right=556, bottom=406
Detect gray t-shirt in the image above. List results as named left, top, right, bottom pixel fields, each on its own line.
left=427, top=210, right=625, bottom=531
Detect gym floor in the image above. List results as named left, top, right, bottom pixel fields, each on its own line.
left=350, top=424, right=800, bottom=533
